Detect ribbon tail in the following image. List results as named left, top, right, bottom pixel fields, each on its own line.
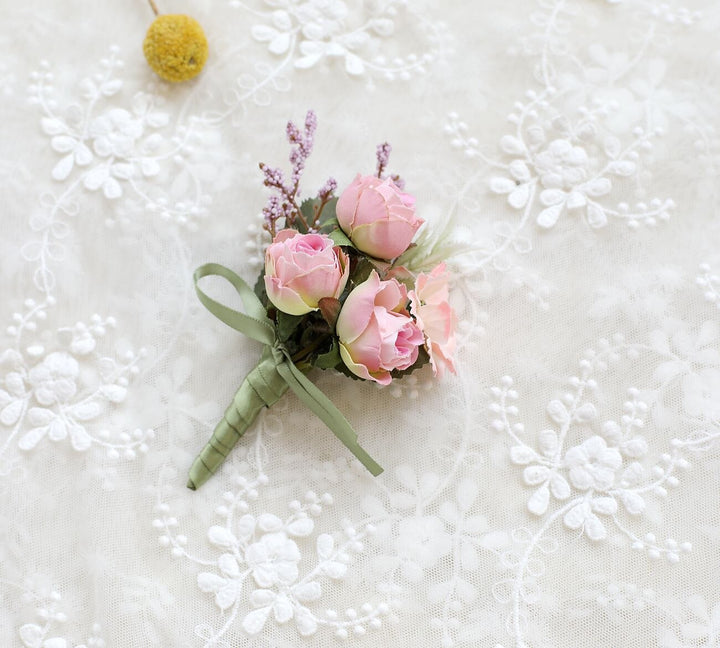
left=276, top=358, right=383, bottom=477
left=187, top=349, right=288, bottom=490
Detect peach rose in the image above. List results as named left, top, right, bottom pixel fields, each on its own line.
left=408, top=263, right=457, bottom=377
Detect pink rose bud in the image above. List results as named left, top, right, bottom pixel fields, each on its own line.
left=336, top=174, right=424, bottom=260
left=408, top=263, right=457, bottom=377
left=264, top=230, right=349, bottom=315
left=336, top=271, right=424, bottom=385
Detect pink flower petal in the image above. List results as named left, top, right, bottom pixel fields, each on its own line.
left=336, top=271, right=381, bottom=343
left=264, top=276, right=313, bottom=315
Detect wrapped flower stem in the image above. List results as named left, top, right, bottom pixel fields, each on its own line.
left=186, top=348, right=288, bottom=490
left=188, top=263, right=383, bottom=490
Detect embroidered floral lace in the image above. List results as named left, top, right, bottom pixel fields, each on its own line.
left=2, top=1, right=719, bottom=647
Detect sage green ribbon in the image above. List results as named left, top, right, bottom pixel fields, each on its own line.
left=187, top=262, right=383, bottom=490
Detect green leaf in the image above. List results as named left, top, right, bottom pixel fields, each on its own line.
left=315, top=340, right=342, bottom=369
left=328, top=228, right=353, bottom=248
left=319, top=216, right=338, bottom=232
left=367, top=256, right=392, bottom=278
left=299, top=197, right=339, bottom=232
left=276, top=311, right=304, bottom=342
left=395, top=202, right=476, bottom=273
left=349, top=256, right=375, bottom=287
left=297, top=315, right=332, bottom=354
left=298, top=198, right=317, bottom=233
left=253, top=269, right=269, bottom=308
left=317, top=197, right=338, bottom=228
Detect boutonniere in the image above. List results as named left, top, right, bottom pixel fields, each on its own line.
left=188, top=111, right=457, bottom=489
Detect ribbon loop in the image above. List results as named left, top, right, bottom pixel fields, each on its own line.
left=193, top=263, right=275, bottom=345
left=189, top=263, right=383, bottom=488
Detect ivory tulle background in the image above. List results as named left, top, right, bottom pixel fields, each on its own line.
left=2, top=1, right=720, bottom=647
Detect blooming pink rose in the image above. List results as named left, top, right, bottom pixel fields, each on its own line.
left=336, top=271, right=424, bottom=385
left=336, top=174, right=424, bottom=260
left=264, top=230, right=349, bottom=315
left=409, top=263, right=457, bottom=377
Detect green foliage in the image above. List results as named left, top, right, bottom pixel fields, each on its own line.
left=276, top=311, right=304, bottom=342
left=299, top=197, right=338, bottom=232
left=317, top=197, right=338, bottom=228
left=396, top=203, right=471, bottom=273
left=319, top=216, right=338, bottom=232
left=328, top=228, right=353, bottom=248
left=315, top=339, right=342, bottom=369
left=253, top=268, right=269, bottom=309
left=348, top=255, right=375, bottom=288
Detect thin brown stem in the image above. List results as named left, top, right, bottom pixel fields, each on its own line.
left=148, top=0, right=160, bottom=16
left=263, top=220, right=277, bottom=239
left=314, top=197, right=330, bottom=227
left=294, top=206, right=310, bottom=231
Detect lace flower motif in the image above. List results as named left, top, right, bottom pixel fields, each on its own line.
left=564, top=435, right=622, bottom=491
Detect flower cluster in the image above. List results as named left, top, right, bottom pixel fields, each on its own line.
left=258, top=110, right=457, bottom=384
left=187, top=111, right=458, bottom=488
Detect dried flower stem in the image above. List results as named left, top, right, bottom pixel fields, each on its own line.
left=260, top=110, right=319, bottom=236
left=295, top=208, right=311, bottom=231
left=148, top=0, right=160, bottom=16
left=313, top=198, right=330, bottom=227
left=314, top=176, right=338, bottom=227
left=376, top=142, right=392, bottom=178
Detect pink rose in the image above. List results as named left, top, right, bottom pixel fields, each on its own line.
left=408, top=263, right=457, bottom=377
left=264, top=230, right=349, bottom=315
left=336, top=271, right=424, bottom=385
left=336, top=174, right=424, bottom=260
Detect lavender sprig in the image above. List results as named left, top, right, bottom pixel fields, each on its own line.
left=376, top=142, right=392, bottom=178
left=317, top=177, right=337, bottom=202
left=305, top=176, right=337, bottom=228
left=260, top=110, right=318, bottom=237
left=375, top=141, right=405, bottom=189
left=287, top=110, right=317, bottom=196
left=262, top=195, right=284, bottom=235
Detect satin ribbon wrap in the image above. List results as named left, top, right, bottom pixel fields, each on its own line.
left=187, top=263, right=383, bottom=490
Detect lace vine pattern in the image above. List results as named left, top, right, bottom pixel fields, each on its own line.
left=233, top=0, right=447, bottom=85
left=3, top=578, right=106, bottom=648
left=0, top=297, right=154, bottom=482
left=438, top=0, right=720, bottom=310
left=488, top=312, right=720, bottom=648
left=153, top=444, right=396, bottom=644
left=27, top=47, right=212, bottom=292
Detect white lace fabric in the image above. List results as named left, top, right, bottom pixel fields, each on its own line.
left=2, top=1, right=720, bottom=646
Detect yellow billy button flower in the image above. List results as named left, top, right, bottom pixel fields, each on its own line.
left=143, top=14, right=208, bottom=82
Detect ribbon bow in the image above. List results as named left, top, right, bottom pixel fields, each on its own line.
left=186, top=262, right=383, bottom=490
